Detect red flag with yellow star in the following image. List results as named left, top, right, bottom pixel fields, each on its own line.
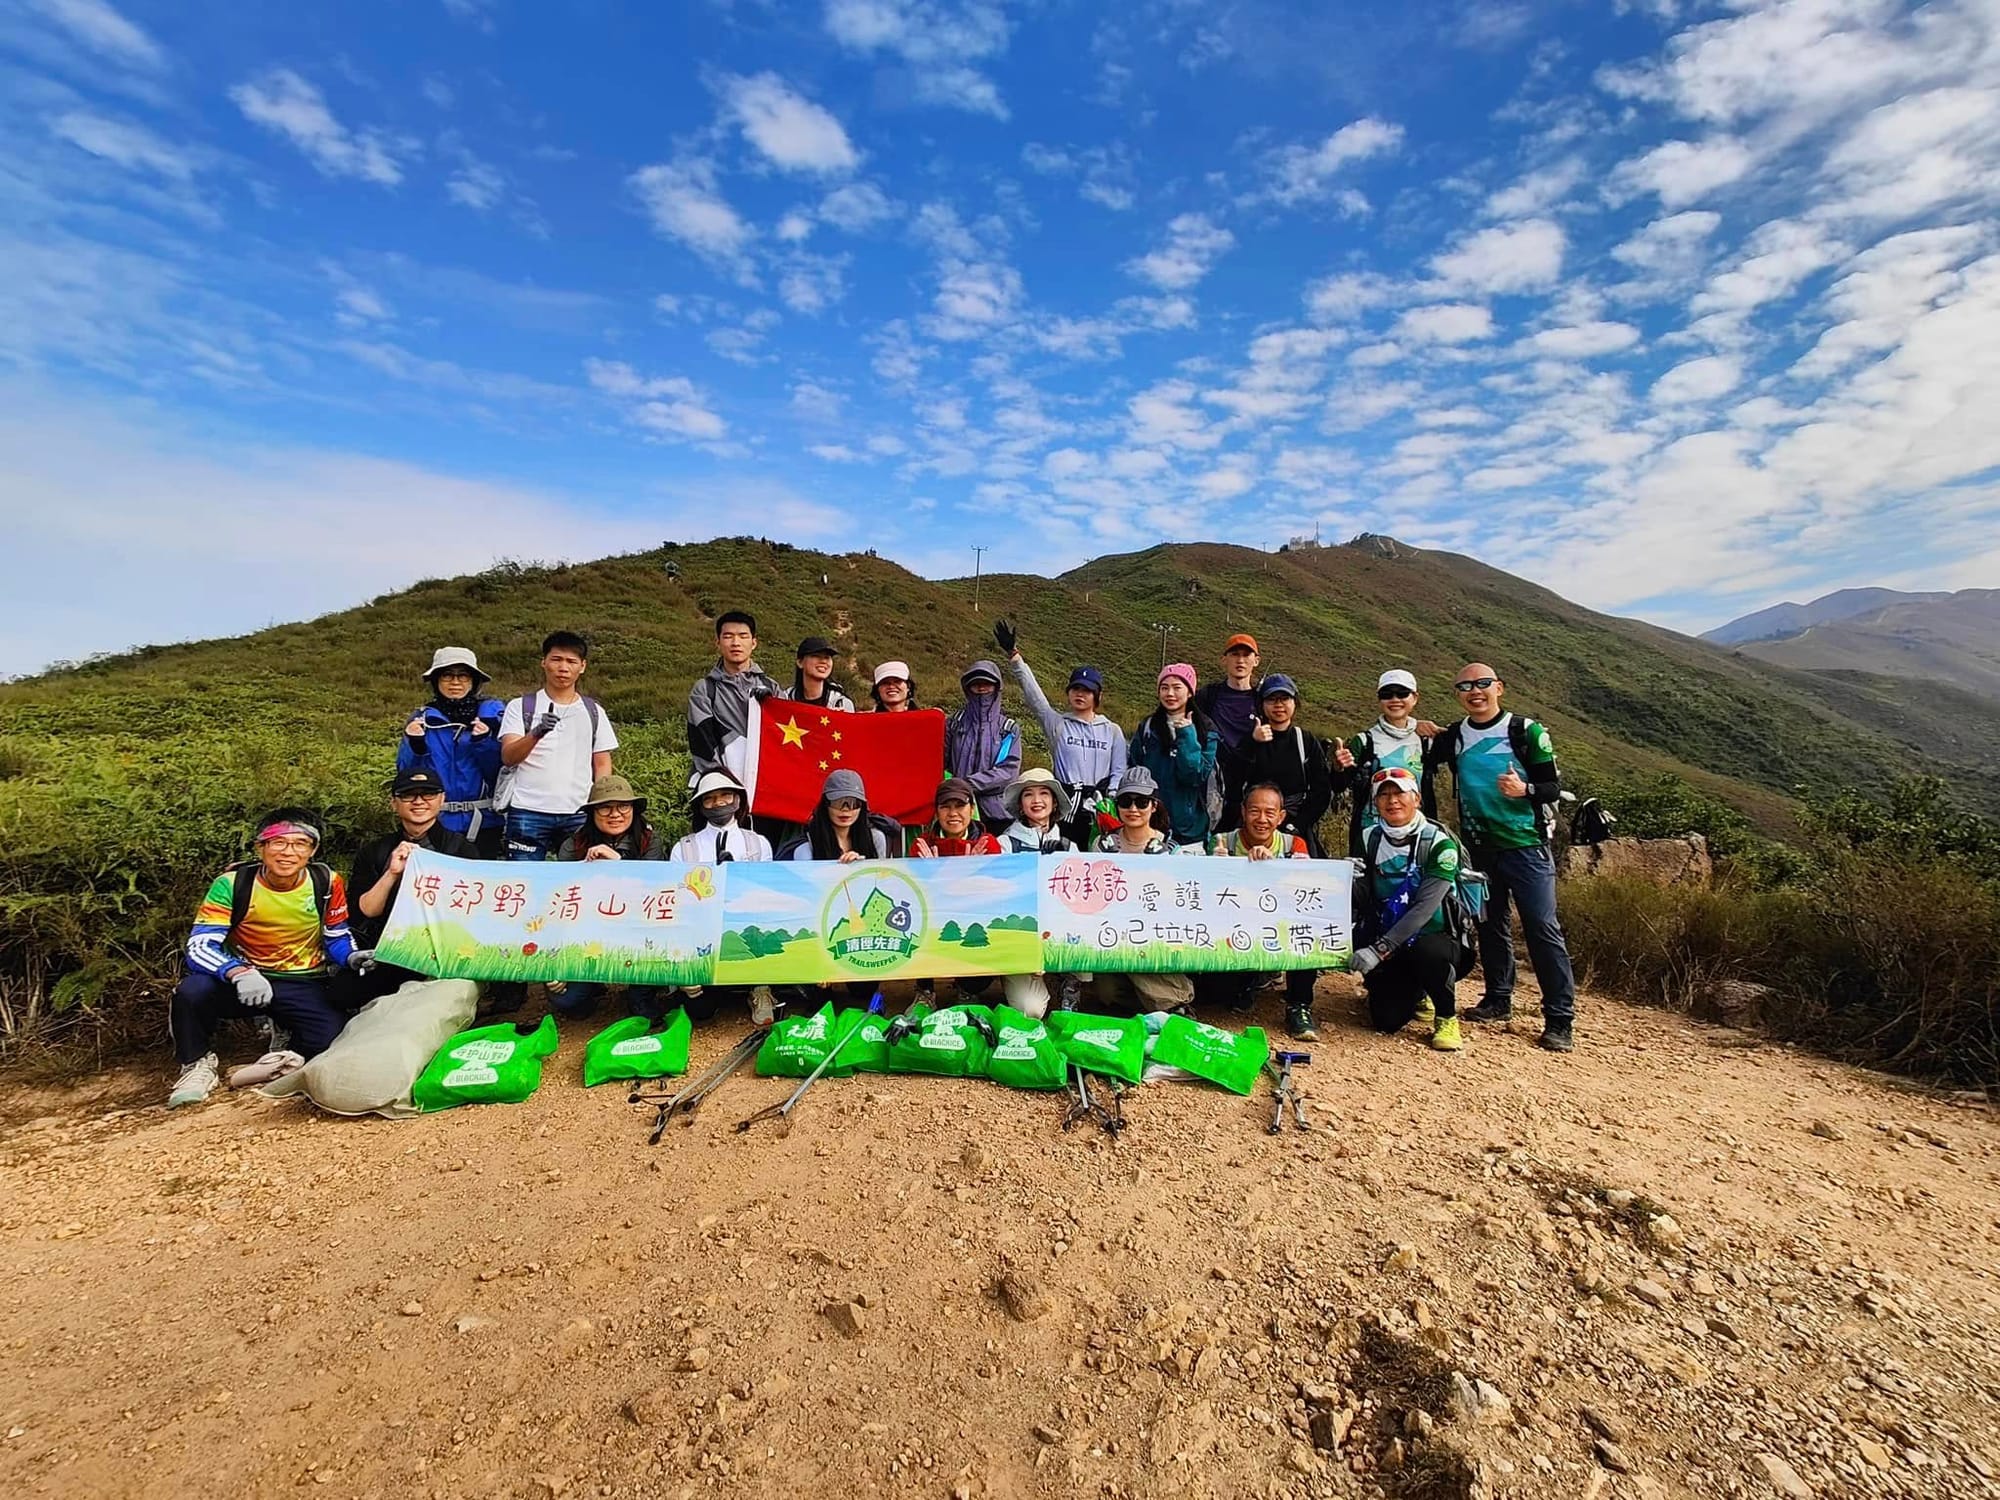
left=743, top=701, right=947, bottom=826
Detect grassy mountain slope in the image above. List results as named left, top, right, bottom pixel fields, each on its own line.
left=1735, top=590, right=2000, bottom=702
left=3, top=533, right=1995, bottom=1038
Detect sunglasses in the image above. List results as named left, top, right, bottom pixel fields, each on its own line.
left=829, top=798, right=864, bottom=813
left=1377, top=687, right=1414, bottom=700
left=1115, top=795, right=1154, bottom=810
left=1454, top=676, right=1498, bottom=692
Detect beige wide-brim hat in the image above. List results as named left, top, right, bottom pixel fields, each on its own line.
left=423, top=646, right=491, bottom=685
left=582, top=773, right=647, bottom=817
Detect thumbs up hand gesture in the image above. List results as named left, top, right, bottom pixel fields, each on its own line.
left=1497, top=766, right=1529, bottom=799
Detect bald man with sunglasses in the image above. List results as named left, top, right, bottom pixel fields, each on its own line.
left=1419, top=664, right=1576, bottom=1052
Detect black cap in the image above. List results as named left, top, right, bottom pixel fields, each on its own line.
left=387, top=768, right=447, bottom=797
left=797, top=635, right=836, bottom=659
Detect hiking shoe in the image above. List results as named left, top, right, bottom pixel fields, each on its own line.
left=1430, top=1016, right=1463, bottom=1052
left=1230, top=987, right=1257, bottom=1016
left=1286, top=1006, right=1319, bottom=1042
left=1057, top=977, right=1082, bottom=1013
left=1412, top=995, right=1436, bottom=1026
left=168, top=1053, right=219, bottom=1108
left=751, top=989, right=776, bottom=1027
left=1537, top=1023, right=1575, bottom=1054
left=1463, top=1000, right=1513, bottom=1024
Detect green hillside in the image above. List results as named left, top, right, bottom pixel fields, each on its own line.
left=2, top=533, right=1994, bottom=1043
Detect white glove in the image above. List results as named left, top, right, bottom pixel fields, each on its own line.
left=346, top=949, right=378, bottom=975
left=1350, top=945, right=1383, bottom=977
left=233, top=969, right=274, bottom=1008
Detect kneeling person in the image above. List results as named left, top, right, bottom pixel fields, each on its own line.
left=169, top=810, right=372, bottom=1107
left=345, top=768, right=482, bottom=1007
left=1211, top=783, right=1321, bottom=1041
left=1351, top=768, right=1467, bottom=1052
left=671, top=771, right=779, bottom=1026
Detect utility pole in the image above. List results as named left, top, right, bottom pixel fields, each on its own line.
left=1147, top=622, right=1180, bottom=669
left=971, top=545, right=988, bottom=613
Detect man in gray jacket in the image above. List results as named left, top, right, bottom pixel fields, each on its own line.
left=686, top=610, right=781, bottom=786
left=997, top=620, right=1125, bottom=848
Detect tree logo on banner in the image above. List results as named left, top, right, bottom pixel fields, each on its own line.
left=820, top=866, right=928, bottom=974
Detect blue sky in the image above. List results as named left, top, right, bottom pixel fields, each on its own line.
left=4, top=0, right=1999, bottom=676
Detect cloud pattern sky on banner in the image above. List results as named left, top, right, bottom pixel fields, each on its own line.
left=4, top=0, right=1999, bottom=674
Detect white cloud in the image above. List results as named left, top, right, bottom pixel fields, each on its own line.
left=720, top=72, right=860, bottom=175
left=585, top=358, right=727, bottom=442
left=1128, top=378, right=1220, bottom=451
left=824, top=0, right=1012, bottom=118
left=446, top=156, right=505, bottom=211
left=778, top=252, right=848, bottom=314
left=1610, top=209, right=1720, bottom=285
left=1394, top=302, right=1495, bottom=344
left=33, top=0, right=162, bottom=67
left=704, top=308, right=781, bottom=366
left=1651, top=353, right=1741, bottom=404
left=1612, top=136, right=1752, bottom=208
left=818, top=180, right=897, bottom=232
left=229, top=70, right=406, bottom=186
left=1262, top=117, right=1403, bottom=206
left=1483, top=158, right=1584, bottom=219
left=809, top=443, right=867, bottom=462
left=1430, top=218, right=1565, bottom=294
left=48, top=111, right=194, bottom=179
left=629, top=157, right=756, bottom=279
left=1348, top=341, right=1404, bottom=368
left=1525, top=320, right=1640, bottom=357
left=1691, top=218, right=1845, bottom=317
left=1304, top=270, right=1394, bottom=323
left=791, top=379, right=846, bottom=423
left=1020, top=140, right=1138, bottom=211
left=1126, top=212, right=1234, bottom=291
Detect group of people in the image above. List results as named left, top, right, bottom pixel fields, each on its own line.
left=164, top=613, right=1579, bottom=1108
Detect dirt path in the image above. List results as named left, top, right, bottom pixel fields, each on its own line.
left=3, top=980, right=1997, bottom=1500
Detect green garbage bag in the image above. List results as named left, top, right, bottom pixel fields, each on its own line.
left=886, top=1003, right=994, bottom=1078
left=412, top=1014, right=560, bottom=1111
left=1149, top=1016, right=1269, bottom=1095
left=581, top=1010, right=692, bottom=1088
left=756, top=1003, right=849, bottom=1078
left=1044, top=1011, right=1146, bottom=1085
left=983, top=1010, right=1067, bottom=1092
left=835, top=1004, right=896, bottom=1075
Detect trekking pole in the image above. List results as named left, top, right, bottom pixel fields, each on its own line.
left=734, top=993, right=883, bottom=1136
left=1061, top=1064, right=1094, bottom=1131
left=1267, top=1051, right=1310, bottom=1135
left=630, top=1026, right=768, bottom=1143
left=1100, top=1077, right=1128, bottom=1139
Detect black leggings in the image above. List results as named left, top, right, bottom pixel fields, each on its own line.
left=1363, top=931, right=1460, bottom=1031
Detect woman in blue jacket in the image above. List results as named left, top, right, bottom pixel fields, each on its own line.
left=1127, top=663, right=1221, bottom=849
left=396, top=647, right=506, bottom=852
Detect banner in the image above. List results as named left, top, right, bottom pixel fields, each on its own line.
left=376, top=850, right=1352, bottom=985
left=373, top=852, right=725, bottom=987
left=743, top=701, right=946, bottom=826
left=1038, top=854, right=1351, bottom=973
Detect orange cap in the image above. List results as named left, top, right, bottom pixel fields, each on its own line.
left=1224, top=633, right=1258, bottom=653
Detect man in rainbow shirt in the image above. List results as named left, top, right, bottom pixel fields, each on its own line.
left=168, top=809, right=373, bottom=1107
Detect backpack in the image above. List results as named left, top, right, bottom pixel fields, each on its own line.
left=1572, top=796, right=1618, bottom=846
left=491, top=691, right=604, bottom=811
left=1441, top=714, right=1559, bottom=844
left=1360, top=825, right=1484, bottom=980
left=225, top=861, right=334, bottom=947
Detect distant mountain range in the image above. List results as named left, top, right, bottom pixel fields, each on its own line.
left=1705, top=588, right=2000, bottom=703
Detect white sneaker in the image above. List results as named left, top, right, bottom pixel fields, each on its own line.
left=750, top=988, right=776, bottom=1027
left=169, top=1053, right=220, bottom=1108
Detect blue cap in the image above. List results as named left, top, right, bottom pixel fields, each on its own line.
left=1067, top=665, right=1103, bottom=695
left=1258, top=673, right=1299, bottom=701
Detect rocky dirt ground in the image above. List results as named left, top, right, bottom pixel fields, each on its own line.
left=2, top=975, right=1998, bottom=1500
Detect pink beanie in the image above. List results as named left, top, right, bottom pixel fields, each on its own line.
left=1158, top=662, right=1197, bottom=693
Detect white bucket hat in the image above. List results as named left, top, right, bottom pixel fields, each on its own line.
left=424, top=646, right=490, bottom=685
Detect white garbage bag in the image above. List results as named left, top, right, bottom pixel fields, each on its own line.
left=261, top=979, right=479, bottom=1118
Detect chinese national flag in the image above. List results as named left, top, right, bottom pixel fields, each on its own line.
left=745, top=702, right=947, bottom=825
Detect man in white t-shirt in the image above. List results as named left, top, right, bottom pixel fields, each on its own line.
left=495, top=630, right=619, bottom=863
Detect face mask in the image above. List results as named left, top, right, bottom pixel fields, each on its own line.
left=702, top=799, right=740, bottom=827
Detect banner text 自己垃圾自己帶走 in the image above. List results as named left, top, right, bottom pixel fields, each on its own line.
left=373, top=851, right=1351, bottom=986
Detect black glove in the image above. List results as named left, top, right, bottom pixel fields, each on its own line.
left=751, top=683, right=777, bottom=702
left=994, top=620, right=1017, bottom=655
left=532, top=709, right=561, bottom=737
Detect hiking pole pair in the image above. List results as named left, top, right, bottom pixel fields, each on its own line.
left=630, top=1025, right=769, bottom=1143
left=1267, top=1050, right=1310, bottom=1134
left=735, top=992, right=883, bottom=1137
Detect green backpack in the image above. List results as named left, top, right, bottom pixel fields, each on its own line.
left=581, top=1010, right=692, bottom=1088
left=412, top=1014, right=560, bottom=1111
